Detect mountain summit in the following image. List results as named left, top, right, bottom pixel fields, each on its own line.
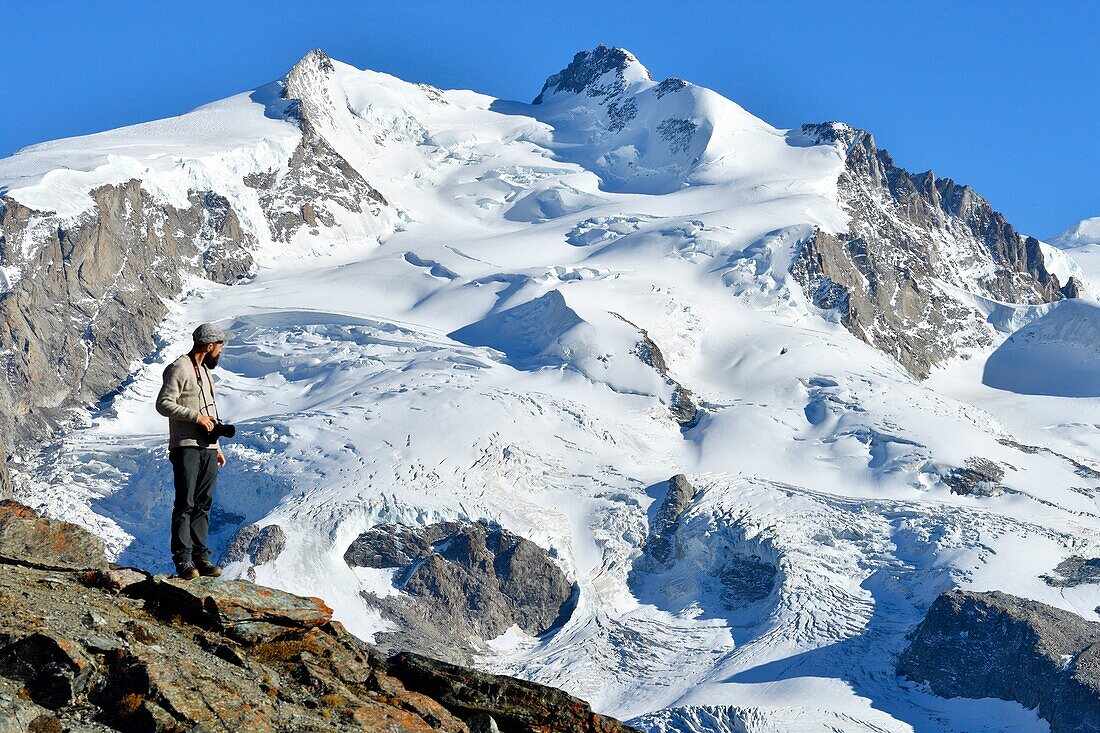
left=533, top=44, right=654, bottom=104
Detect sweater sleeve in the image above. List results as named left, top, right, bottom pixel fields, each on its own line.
left=156, top=364, right=201, bottom=422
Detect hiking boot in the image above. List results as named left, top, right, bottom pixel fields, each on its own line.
left=176, top=565, right=199, bottom=580
left=195, top=561, right=222, bottom=577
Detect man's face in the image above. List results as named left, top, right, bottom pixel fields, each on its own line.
left=205, top=341, right=224, bottom=368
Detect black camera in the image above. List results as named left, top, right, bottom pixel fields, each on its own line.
left=208, top=420, right=236, bottom=440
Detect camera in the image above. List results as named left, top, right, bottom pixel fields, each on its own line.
left=208, top=420, right=236, bottom=440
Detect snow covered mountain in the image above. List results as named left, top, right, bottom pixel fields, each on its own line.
left=3, top=46, right=1100, bottom=732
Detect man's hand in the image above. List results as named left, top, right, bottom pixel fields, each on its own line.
left=217, top=450, right=226, bottom=468
left=197, top=415, right=216, bottom=432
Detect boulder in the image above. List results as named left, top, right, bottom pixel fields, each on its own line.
left=138, top=575, right=332, bottom=643
left=224, top=523, right=287, bottom=567
left=0, top=501, right=106, bottom=571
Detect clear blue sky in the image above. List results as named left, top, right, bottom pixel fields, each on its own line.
left=5, top=1, right=1097, bottom=237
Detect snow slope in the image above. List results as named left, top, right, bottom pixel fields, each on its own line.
left=8, top=48, right=1100, bottom=733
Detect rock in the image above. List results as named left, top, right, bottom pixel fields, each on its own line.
left=0, top=501, right=106, bottom=570
left=80, top=566, right=149, bottom=594
left=615, top=314, right=701, bottom=429
left=790, top=123, right=1066, bottom=379
left=898, top=589, right=1100, bottom=733
left=346, top=520, right=576, bottom=663
left=82, top=611, right=107, bottom=630
left=533, top=44, right=651, bottom=104
left=223, top=523, right=260, bottom=563
left=717, top=557, right=778, bottom=606
left=467, top=713, right=501, bottom=733
left=645, top=475, right=697, bottom=563
left=388, top=651, right=642, bottom=733
left=224, top=523, right=287, bottom=568
left=0, top=632, right=95, bottom=709
left=0, top=512, right=634, bottom=733
left=1062, top=276, right=1084, bottom=299
left=941, top=457, right=1005, bottom=495
left=1044, top=556, right=1100, bottom=588
left=138, top=575, right=333, bottom=643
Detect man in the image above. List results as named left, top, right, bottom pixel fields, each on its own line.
left=155, top=323, right=231, bottom=579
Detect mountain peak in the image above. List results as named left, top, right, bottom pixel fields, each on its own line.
left=532, top=44, right=652, bottom=104
left=289, top=48, right=334, bottom=77
left=1051, top=216, right=1100, bottom=249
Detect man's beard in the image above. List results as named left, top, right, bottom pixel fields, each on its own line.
left=205, top=351, right=221, bottom=369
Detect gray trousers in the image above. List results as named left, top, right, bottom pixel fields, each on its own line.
left=169, top=447, right=218, bottom=568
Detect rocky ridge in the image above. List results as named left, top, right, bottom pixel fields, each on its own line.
left=790, top=122, right=1079, bottom=379
left=0, top=500, right=637, bottom=733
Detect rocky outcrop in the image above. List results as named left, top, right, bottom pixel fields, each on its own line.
left=0, top=182, right=255, bottom=477
left=790, top=122, right=1072, bottom=379
left=223, top=523, right=287, bottom=580
left=940, top=456, right=1005, bottom=496
left=615, top=314, right=700, bottom=429
left=898, top=589, right=1100, bottom=733
left=0, top=502, right=635, bottom=733
left=389, top=652, right=639, bottom=733
left=644, top=475, right=697, bottom=563
left=1044, top=556, right=1100, bottom=588
left=0, top=500, right=106, bottom=571
left=345, top=521, right=577, bottom=664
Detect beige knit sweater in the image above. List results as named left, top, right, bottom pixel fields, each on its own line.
left=155, top=355, right=220, bottom=449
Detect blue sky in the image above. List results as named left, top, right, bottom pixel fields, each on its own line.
left=4, top=1, right=1097, bottom=237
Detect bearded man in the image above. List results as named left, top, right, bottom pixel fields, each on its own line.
left=155, top=323, right=231, bottom=579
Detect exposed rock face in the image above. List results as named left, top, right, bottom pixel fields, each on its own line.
left=0, top=502, right=635, bottom=732
left=1044, top=556, right=1100, bottom=588
left=389, top=652, right=640, bottom=733
left=532, top=44, right=651, bottom=104
left=0, top=182, right=255, bottom=478
left=941, top=456, right=1005, bottom=496
left=644, top=475, right=697, bottom=563
left=898, top=589, right=1100, bottom=733
left=345, top=521, right=577, bottom=664
left=0, top=437, right=10, bottom=501
left=790, top=122, right=1072, bottom=379
left=615, top=314, right=701, bottom=429
left=223, top=523, right=288, bottom=580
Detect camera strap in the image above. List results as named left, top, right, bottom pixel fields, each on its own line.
left=190, top=356, right=221, bottom=423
